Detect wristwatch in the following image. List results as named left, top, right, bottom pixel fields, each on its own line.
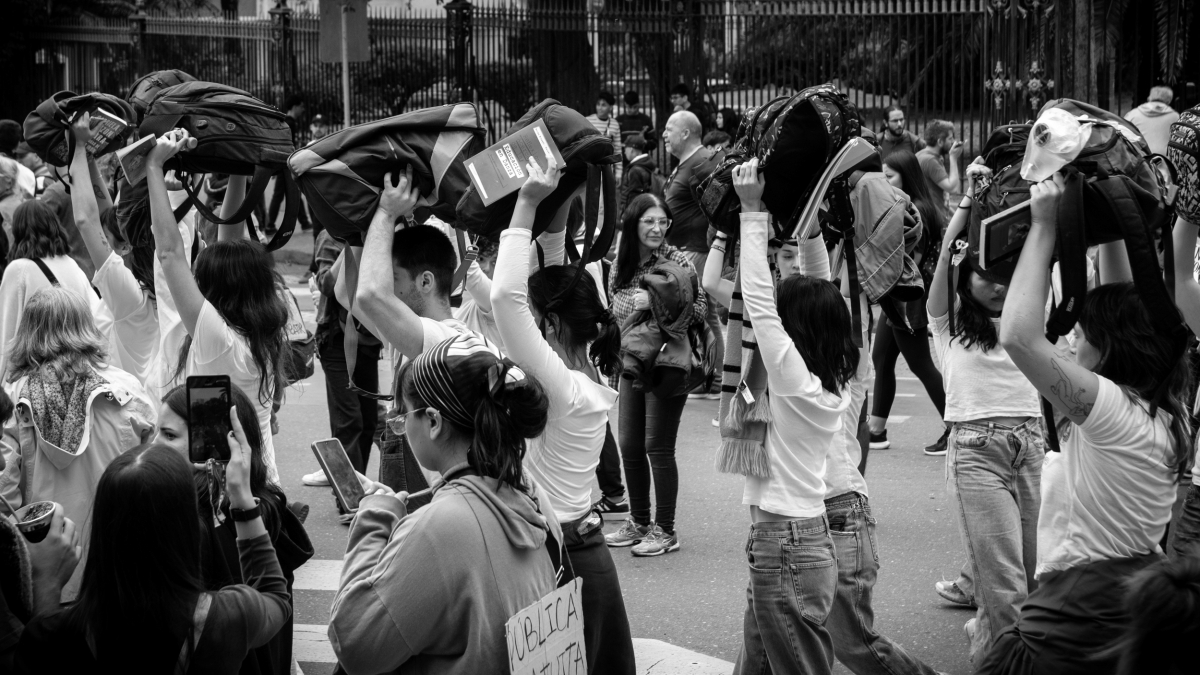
left=230, top=498, right=262, bottom=522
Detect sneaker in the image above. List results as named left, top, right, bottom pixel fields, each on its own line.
left=286, top=501, right=310, bottom=525
left=925, top=428, right=950, bottom=456
left=631, top=525, right=681, bottom=557
left=869, top=430, right=891, bottom=450
left=302, top=470, right=330, bottom=487
left=711, top=418, right=720, bottom=428
left=605, top=518, right=650, bottom=547
left=687, top=391, right=709, bottom=399
left=592, top=496, right=631, bottom=521
left=964, top=617, right=977, bottom=642
left=935, top=580, right=976, bottom=607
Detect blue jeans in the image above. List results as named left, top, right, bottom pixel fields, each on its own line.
left=826, top=493, right=940, bottom=675
left=947, top=419, right=1044, bottom=667
left=734, top=516, right=838, bottom=675
left=1172, top=483, right=1200, bottom=560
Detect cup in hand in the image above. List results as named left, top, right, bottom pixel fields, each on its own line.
left=14, top=501, right=56, bottom=543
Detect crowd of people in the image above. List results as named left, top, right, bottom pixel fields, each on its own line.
left=0, top=75, right=1196, bottom=675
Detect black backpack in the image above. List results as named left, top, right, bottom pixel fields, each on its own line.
left=140, top=81, right=298, bottom=250
left=697, top=84, right=864, bottom=239
left=22, top=91, right=137, bottom=167
left=128, top=69, right=196, bottom=122
left=965, top=124, right=1034, bottom=285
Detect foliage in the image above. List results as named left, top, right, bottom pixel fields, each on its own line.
left=475, top=61, right=538, bottom=123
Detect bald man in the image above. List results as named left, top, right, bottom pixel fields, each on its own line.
left=663, top=110, right=724, bottom=398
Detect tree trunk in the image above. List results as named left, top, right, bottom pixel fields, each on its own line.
left=528, top=0, right=599, bottom=114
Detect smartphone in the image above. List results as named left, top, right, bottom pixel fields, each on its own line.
left=187, top=375, right=232, bottom=463
left=979, top=200, right=1033, bottom=270
left=311, top=439, right=366, bottom=513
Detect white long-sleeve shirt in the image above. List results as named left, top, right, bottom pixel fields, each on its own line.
left=740, top=213, right=849, bottom=518
left=492, top=228, right=617, bottom=522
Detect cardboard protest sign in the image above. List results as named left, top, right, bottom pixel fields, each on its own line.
left=505, top=578, right=586, bottom=675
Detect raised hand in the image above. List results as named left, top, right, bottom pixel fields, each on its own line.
left=71, top=111, right=92, bottom=144
left=517, top=157, right=561, bottom=205
left=733, top=157, right=766, bottom=213
left=224, top=406, right=256, bottom=510
left=379, top=165, right=421, bottom=221
left=147, top=128, right=194, bottom=168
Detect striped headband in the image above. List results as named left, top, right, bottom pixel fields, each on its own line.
left=408, top=333, right=527, bottom=429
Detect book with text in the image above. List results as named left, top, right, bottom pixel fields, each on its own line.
left=464, top=119, right=566, bottom=206
left=47, top=109, right=131, bottom=165
left=116, top=133, right=157, bottom=186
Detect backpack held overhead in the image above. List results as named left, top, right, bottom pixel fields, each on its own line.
left=23, top=92, right=137, bottom=167
left=287, top=102, right=486, bottom=246
left=140, top=81, right=298, bottom=250
left=128, top=69, right=197, bottom=122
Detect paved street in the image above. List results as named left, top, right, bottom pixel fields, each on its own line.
left=276, top=272, right=973, bottom=675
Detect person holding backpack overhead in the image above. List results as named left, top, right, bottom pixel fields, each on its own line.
left=979, top=173, right=1194, bottom=675
left=146, top=129, right=290, bottom=483
left=926, top=167, right=1044, bottom=667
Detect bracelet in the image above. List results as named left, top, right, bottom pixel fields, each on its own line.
left=711, top=245, right=727, bottom=254
left=230, top=498, right=262, bottom=522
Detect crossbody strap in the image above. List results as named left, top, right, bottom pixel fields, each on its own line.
left=32, top=258, right=59, bottom=286
left=175, top=592, right=212, bottom=675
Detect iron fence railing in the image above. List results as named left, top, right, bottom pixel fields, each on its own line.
left=11, top=1, right=1071, bottom=155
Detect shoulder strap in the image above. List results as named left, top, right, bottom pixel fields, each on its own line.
left=32, top=258, right=59, bottom=286
left=342, top=249, right=392, bottom=401
left=450, top=228, right=477, bottom=294
left=176, top=166, right=296, bottom=251
left=175, top=592, right=212, bottom=675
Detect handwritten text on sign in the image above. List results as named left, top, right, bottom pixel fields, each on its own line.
left=505, top=578, right=586, bottom=675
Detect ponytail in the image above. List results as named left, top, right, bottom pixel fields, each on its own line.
left=590, top=309, right=621, bottom=379
left=471, top=361, right=550, bottom=491
left=529, top=264, right=620, bottom=378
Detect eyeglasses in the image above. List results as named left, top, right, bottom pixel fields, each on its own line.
left=387, top=408, right=435, bottom=436
left=639, top=217, right=670, bottom=228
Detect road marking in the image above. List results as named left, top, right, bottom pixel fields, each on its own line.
left=889, top=415, right=911, bottom=423
left=294, top=559, right=343, bottom=592
left=295, top=623, right=732, bottom=673
left=896, top=376, right=920, bottom=381
left=894, top=393, right=916, bottom=398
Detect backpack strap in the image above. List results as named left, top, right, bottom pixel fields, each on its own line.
left=341, top=248, right=392, bottom=401
left=450, top=228, right=477, bottom=294
left=177, top=166, right=296, bottom=251
left=1045, top=168, right=1090, bottom=337
left=32, top=259, right=59, bottom=286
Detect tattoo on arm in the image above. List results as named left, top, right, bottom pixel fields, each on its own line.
left=1050, top=357, right=1093, bottom=418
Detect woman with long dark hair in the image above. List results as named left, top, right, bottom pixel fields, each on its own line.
left=926, top=167, right=1044, bottom=667
left=0, top=287, right=155, bottom=603
left=491, top=160, right=634, bottom=674
left=980, top=173, right=1194, bottom=674
left=870, top=148, right=949, bottom=455
left=155, top=384, right=313, bottom=675
left=329, top=332, right=558, bottom=674
left=147, top=129, right=289, bottom=482
left=605, top=192, right=706, bottom=557
left=0, top=200, right=117, bottom=383
left=728, top=158, right=860, bottom=674
left=714, top=107, right=739, bottom=134
left=14, top=416, right=291, bottom=673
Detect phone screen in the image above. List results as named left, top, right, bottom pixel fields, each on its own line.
left=311, top=439, right=366, bottom=512
left=188, top=377, right=232, bottom=463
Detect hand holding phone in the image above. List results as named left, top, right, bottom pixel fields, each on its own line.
left=311, top=439, right=367, bottom=513
left=224, top=407, right=256, bottom=510
left=187, top=375, right=232, bottom=463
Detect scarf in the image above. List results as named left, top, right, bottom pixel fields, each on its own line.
left=714, top=265, right=775, bottom=478
left=25, top=368, right=105, bottom=454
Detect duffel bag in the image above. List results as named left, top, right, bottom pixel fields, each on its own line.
left=23, top=91, right=137, bottom=167
left=128, top=69, right=196, bottom=121
left=140, top=81, right=297, bottom=250
left=287, top=102, right=485, bottom=246
left=456, top=98, right=618, bottom=263
left=697, top=83, right=866, bottom=239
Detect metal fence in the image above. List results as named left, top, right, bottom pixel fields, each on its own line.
left=12, top=1, right=1073, bottom=154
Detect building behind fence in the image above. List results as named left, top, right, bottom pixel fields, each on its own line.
left=7, top=1, right=1190, bottom=153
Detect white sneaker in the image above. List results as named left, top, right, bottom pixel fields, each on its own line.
left=302, top=470, right=330, bottom=487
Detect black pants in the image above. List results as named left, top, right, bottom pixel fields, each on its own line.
left=618, top=379, right=686, bottom=533
left=595, top=422, right=625, bottom=501
left=318, top=326, right=380, bottom=473
left=560, top=524, right=636, bottom=675
left=871, top=319, right=946, bottom=419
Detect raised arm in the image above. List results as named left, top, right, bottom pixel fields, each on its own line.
left=216, top=174, right=251, bottom=242
left=463, top=261, right=493, bottom=312
left=1172, top=216, right=1200, bottom=335
left=927, top=196, right=971, bottom=320
left=493, top=159, right=576, bottom=402
left=702, top=232, right=734, bottom=307
left=733, top=159, right=820, bottom=394
left=354, top=167, right=425, bottom=359
left=68, top=113, right=114, bottom=274
left=148, top=129, right=207, bottom=335
left=999, top=173, right=1098, bottom=425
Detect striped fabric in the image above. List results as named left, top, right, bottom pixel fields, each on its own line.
left=408, top=333, right=527, bottom=429
left=586, top=113, right=623, bottom=181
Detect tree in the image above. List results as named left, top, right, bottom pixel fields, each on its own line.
left=527, top=0, right=598, bottom=114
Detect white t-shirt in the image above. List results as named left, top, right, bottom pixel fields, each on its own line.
left=1037, top=376, right=1177, bottom=577
left=190, top=301, right=277, bottom=483
left=739, top=214, right=849, bottom=518
left=929, top=307, right=1041, bottom=421
left=0, top=255, right=118, bottom=383
left=93, top=252, right=159, bottom=395
left=493, top=230, right=618, bottom=522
